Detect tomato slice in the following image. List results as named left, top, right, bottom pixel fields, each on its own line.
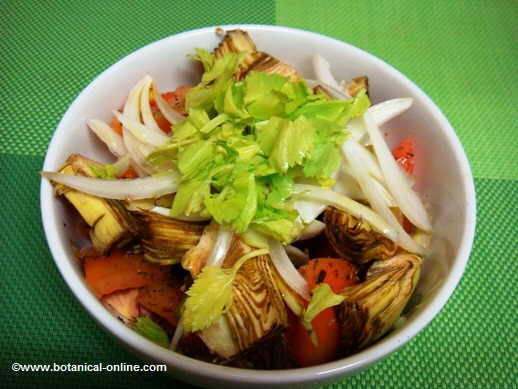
left=285, top=258, right=358, bottom=367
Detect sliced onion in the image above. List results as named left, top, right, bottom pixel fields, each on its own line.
left=293, top=184, right=397, bottom=242
left=305, top=78, right=351, bottom=100
left=86, top=119, right=127, bottom=157
left=112, top=155, right=131, bottom=176
left=205, top=223, right=233, bottom=267
left=122, top=129, right=155, bottom=176
left=154, top=82, right=184, bottom=124
left=342, top=139, right=424, bottom=254
left=150, top=206, right=211, bottom=222
left=368, top=98, right=413, bottom=125
left=268, top=238, right=309, bottom=300
left=140, top=77, right=163, bottom=133
left=285, top=245, right=309, bottom=266
left=41, top=171, right=178, bottom=200
left=363, top=112, right=431, bottom=231
left=169, top=317, right=183, bottom=351
left=348, top=98, right=413, bottom=145
left=293, top=199, right=327, bottom=224
left=114, top=111, right=169, bottom=147
left=123, top=75, right=150, bottom=121
left=334, top=163, right=396, bottom=207
left=333, top=164, right=365, bottom=199
left=312, top=54, right=341, bottom=90
left=296, top=220, right=325, bottom=241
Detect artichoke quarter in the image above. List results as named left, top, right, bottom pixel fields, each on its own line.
left=214, top=29, right=300, bottom=81
left=198, top=238, right=289, bottom=360
left=53, top=154, right=139, bottom=254
left=134, top=211, right=205, bottom=264
left=337, top=253, right=422, bottom=354
left=344, top=76, right=369, bottom=97
left=324, top=207, right=398, bottom=264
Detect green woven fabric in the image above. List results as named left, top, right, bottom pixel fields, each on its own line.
left=1, top=1, right=516, bottom=388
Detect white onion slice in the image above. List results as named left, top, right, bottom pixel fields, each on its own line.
left=342, top=139, right=424, bottom=254
left=294, top=184, right=397, bottom=242
left=122, top=129, right=155, bottom=176
left=41, top=171, right=178, bottom=200
left=305, top=78, right=351, bottom=100
left=334, top=163, right=396, bottom=207
left=150, top=207, right=211, bottom=222
left=112, top=155, right=131, bottom=176
left=169, top=318, right=183, bottom=351
left=296, top=220, right=326, bottom=241
left=368, top=98, right=413, bottom=125
left=154, top=83, right=184, bottom=124
left=348, top=98, right=413, bottom=145
left=205, top=224, right=233, bottom=267
left=312, top=54, right=342, bottom=90
left=114, top=111, right=169, bottom=147
left=363, top=112, right=431, bottom=231
left=285, top=245, right=309, bottom=266
left=123, top=75, right=150, bottom=121
left=268, top=239, right=309, bottom=300
left=86, top=119, right=127, bottom=157
left=293, top=199, right=327, bottom=224
left=140, top=78, right=162, bottom=133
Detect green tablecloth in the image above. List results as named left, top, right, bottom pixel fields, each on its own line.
left=2, top=1, right=517, bottom=387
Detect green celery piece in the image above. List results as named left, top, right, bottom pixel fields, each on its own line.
left=186, top=52, right=243, bottom=111
left=256, top=117, right=283, bottom=155
left=303, top=140, right=342, bottom=179
left=302, top=283, right=345, bottom=346
left=244, top=71, right=287, bottom=105
left=182, top=248, right=269, bottom=333
left=133, top=317, right=169, bottom=348
left=350, top=88, right=371, bottom=118
left=88, top=163, right=116, bottom=179
left=251, top=218, right=298, bottom=244
left=269, top=116, right=315, bottom=172
left=221, top=83, right=250, bottom=119
left=293, top=100, right=352, bottom=122
left=192, top=48, right=214, bottom=72
left=281, top=81, right=311, bottom=115
left=188, top=108, right=210, bottom=129
left=205, top=171, right=257, bottom=232
left=267, top=173, right=294, bottom=204
left=171, top=178, right=210, bottom=216
left=177, top=140, right=214, bottom=179
left=246, top=90, right=287, bottom=120
left=199, top=113, right=229, bottom=134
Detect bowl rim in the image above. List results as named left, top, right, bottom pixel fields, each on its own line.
left=40, top=24, right=476, bottom=384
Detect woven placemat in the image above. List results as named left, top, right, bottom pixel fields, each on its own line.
left=1, top=1, right=516, bottom=388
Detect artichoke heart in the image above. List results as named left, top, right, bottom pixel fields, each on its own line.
left=54, top=154, right=138, bottom=254
left=214, top=29, right=261, bottom=80
left=344, top=76, right=369, bottom=97
left=214, top=29, right=300, bottom=81
left=324, top=207, right=398, bottom=264
left=337, top=253, right=422, bottom=354
left=198, top=238, right=289, bottom=360
left=134, top=211, right=205, bottom=263
left=248, top=52, right=301, bottom=82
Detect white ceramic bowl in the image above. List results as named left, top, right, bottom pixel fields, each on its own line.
left=40, top=25, right=476, bottom=389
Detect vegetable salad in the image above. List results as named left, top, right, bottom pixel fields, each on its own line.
left=42, top=29, right=430, bottom=368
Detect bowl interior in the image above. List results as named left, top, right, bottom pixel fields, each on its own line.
left=41, top=25, right=475, bottom=388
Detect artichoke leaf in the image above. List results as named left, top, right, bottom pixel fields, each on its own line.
left=214, top=29, right=300, bottom=81
left=324, top=206, right=398, bottom=264
left=134, top=211, right=206, bottom=264
left=197, top=239, right=289, bottom=360
left=54, top=154, right=139, bottom=253
left=337, top=253, right=422, bottom=354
